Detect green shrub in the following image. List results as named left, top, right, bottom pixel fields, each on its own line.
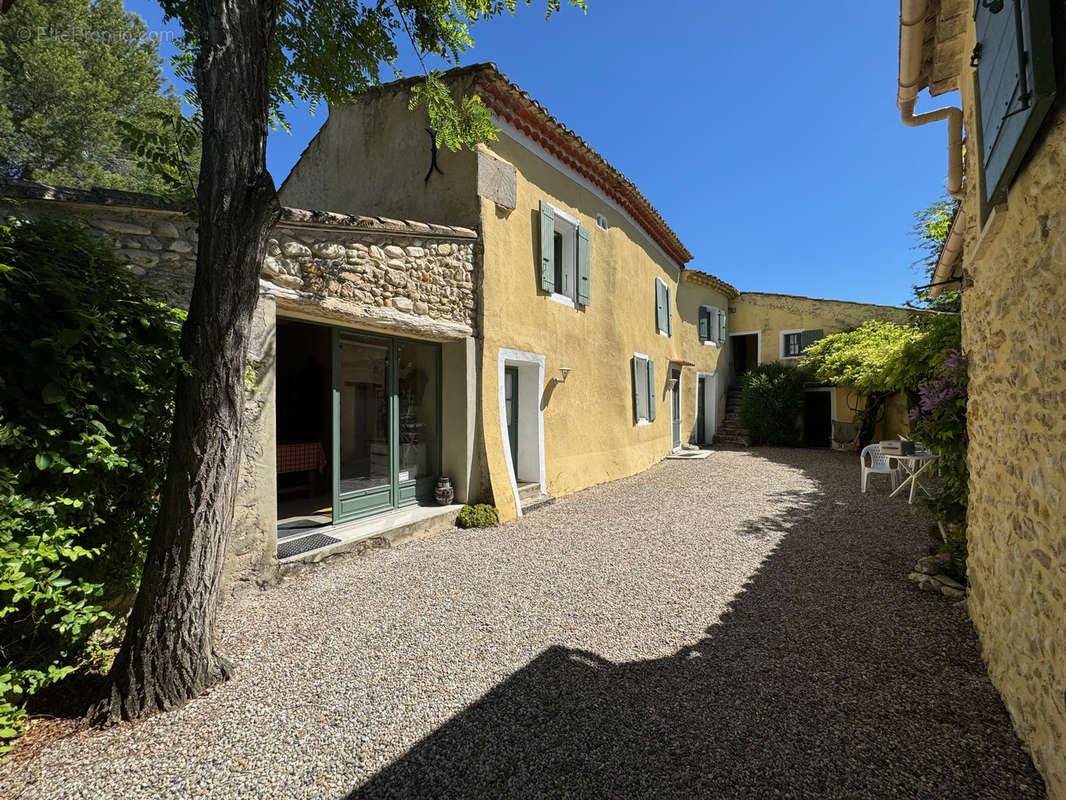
left=739, top=362, right=807, bottom=446
left=0, top=217, right=182, bottom=750
left=456, top=504, right=499, bottom=529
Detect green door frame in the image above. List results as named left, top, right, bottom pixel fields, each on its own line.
left=505, top=366, right=519, bottom=472
left=330, top=326, right=441, bottom=524
left=671, top=368, right=682, bottom=450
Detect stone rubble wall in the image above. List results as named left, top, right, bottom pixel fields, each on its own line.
left=0, top=181, right=480, bottom=589
left=952, top=55, right=1066, bottom=797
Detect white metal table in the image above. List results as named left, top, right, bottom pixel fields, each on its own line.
left=889, top=451, right=938, bottom=504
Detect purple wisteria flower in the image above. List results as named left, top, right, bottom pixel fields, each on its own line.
left=909, top=406, right=921, bottom=421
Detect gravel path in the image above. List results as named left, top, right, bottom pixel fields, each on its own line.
left=3, top=448, right=1045, bottom=799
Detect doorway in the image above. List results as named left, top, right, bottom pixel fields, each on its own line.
left=730, top=332, right=760, bottom=387
left=670, top=368, right=682, bottom=451
left=275, top=320, right=443, bottom=534
left=504, top=366, right=519, bottom=469
left=333, top=330, right=441, bottom=522
left=803, top=388, right=833, bottom=448
left=695, top=372, right=717, bottom=445
left=276, top=320, right=332, bottom=532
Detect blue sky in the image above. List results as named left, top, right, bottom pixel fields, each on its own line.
left=126, top=0, right=954, bottom=306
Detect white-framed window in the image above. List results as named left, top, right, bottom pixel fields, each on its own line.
left=631, top=353, right=656, bottom=424
left=538, top=200, right=590, bottom=307
left=699, top=305, right=727, bottom=345
left=655, top=278, right=672, bottom=336
left=780, top=328, right=823, bottom=359
left=781, top=329, right=804, bottom=358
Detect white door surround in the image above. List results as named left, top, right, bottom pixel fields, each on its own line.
left=695, top=371, right=718, bottom=444
left=497, top=348, right=546, bottom=516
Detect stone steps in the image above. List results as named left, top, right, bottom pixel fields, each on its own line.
left=716, top=390, right=749, bottom=447
left=517, top=482, right=554, bottom=513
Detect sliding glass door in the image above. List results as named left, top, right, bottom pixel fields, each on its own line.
left=332, top=329, right=441, bottom=523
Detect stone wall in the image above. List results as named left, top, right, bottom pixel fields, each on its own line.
left=950, top=68, right=1066, bottom=795
left=0, top=180, right=480, bottom=588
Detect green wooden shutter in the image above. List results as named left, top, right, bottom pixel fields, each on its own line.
left=631, top=357, right=640, bottom=422
left=717, top=308, right=727, bottom=343
left=576, top=225, right=591, bottom=305
left=665, top=286, right=672, bottom=336
left=698, top=307, right=710, bottom=342
left=975, top=0, right=1056, bottom=206
left=655, top=280, right=665, bottom=332
left=539, top=201, right=555, bottom=293
left=647, top=359, right=656, bottom=421
left=800, top=329, right=824, bottom=350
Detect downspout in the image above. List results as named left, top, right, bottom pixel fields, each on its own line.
left=898, top=0, right=965, bottom=199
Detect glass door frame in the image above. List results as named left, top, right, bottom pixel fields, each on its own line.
left=330, top=326, right=442, bottom=524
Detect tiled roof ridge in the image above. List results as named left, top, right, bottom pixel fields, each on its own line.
left=681, top=268, right=739, bottom=299
left=466, top=63, right=692, bottom=267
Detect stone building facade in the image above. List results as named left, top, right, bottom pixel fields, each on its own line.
left=894, top=3, right=1066, bottom=794
left=0, top=180, right=481, bottom=586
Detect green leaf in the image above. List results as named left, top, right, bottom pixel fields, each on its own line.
left=41, top=383, right=65, bottom=405
left=34, top=453, right=52, bottom=470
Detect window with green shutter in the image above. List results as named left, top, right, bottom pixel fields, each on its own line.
left=655, top=278, right=672, bottom=336
left=799, top=329, right=823, bottom=350
left=975, top=0, right=1056, bottom=206
left=717, top=307, right=727, bottom=342
left=699, top=306, right=726, bottom=345
left=632, top=354, right=655, bottom=424
left=538, top=200, right=590, bottom=307
left=698, top=306, right=711, bottom=342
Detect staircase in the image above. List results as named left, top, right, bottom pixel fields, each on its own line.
left=517, top=481, right=554, bottom=513
left=713, top=389, right=749, bottom=448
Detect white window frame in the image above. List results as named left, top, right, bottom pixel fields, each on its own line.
left=655, top=278, right=672, bottom=337
left=700, top=305, right=725, bottom=346
left=547, top=204, right=580, bottom=308
left=633, top=351, right=652, bottom=425
left=729, top=331, right=762, bottom=367
left=780, top=329, right=804, bottom=360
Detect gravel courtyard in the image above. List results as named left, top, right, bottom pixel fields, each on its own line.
left=3, top=448, right=1045, bottom=799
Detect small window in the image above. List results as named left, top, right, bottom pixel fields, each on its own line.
left=700, top=306, right=726, bottom=345
left=632, top=353, right=655, bottom=424
left=596, top=213, right=609, bottom=231
left=539, top=200, right=590, bottom=307
left=655, top=278, right=672, bottom=337
left=783, top=332, right=802, bottom=358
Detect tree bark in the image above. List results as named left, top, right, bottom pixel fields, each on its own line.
left=92, top=0, right=281, bottom=723
left=858, top=391, right=890, bottom=450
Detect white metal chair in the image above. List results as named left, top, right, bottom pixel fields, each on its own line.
left=860, top=444, right=900, bottom=493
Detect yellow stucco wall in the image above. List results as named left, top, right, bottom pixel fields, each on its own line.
left=278, top=77, right=481, bottom=228
left=729, top=292, right=921, bottom=438
left=943, top=17, right=1066, bottom=796
left=476, top=133, right=725, bottom=520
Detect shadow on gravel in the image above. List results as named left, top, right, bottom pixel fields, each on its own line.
left=348, top=449, right=1044, bottom=800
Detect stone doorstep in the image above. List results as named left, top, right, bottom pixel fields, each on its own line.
left=277, top=503, right=462, bottom=569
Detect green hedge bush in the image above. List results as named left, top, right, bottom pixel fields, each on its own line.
left=739, top=362, right=807, bottom=446
left=0, top=218, right=182, bottom=750
left=456, top=504, right=499, bottom=529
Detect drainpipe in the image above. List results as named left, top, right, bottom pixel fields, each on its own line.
left=898, top=0, right=965, bottom=199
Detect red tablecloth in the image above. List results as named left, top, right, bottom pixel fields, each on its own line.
left=277, top=442, right=327, bottom=474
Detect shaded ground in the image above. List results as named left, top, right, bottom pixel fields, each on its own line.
left=2, top=448, right=1044, bottom=799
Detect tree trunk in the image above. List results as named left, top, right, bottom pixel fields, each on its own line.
left=92, top=0, right=281, bottom=723
left=858, top=391, right=890, bottom=450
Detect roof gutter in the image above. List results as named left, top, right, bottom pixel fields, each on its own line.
left=926, top=205, right=965, bottom=296
left=898, top=0, right=965, bottom=200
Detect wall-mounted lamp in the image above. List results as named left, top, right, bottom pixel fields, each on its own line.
left=665, top=377, right=679, bottom=391
left=555, top=366, right=572, bottom=384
